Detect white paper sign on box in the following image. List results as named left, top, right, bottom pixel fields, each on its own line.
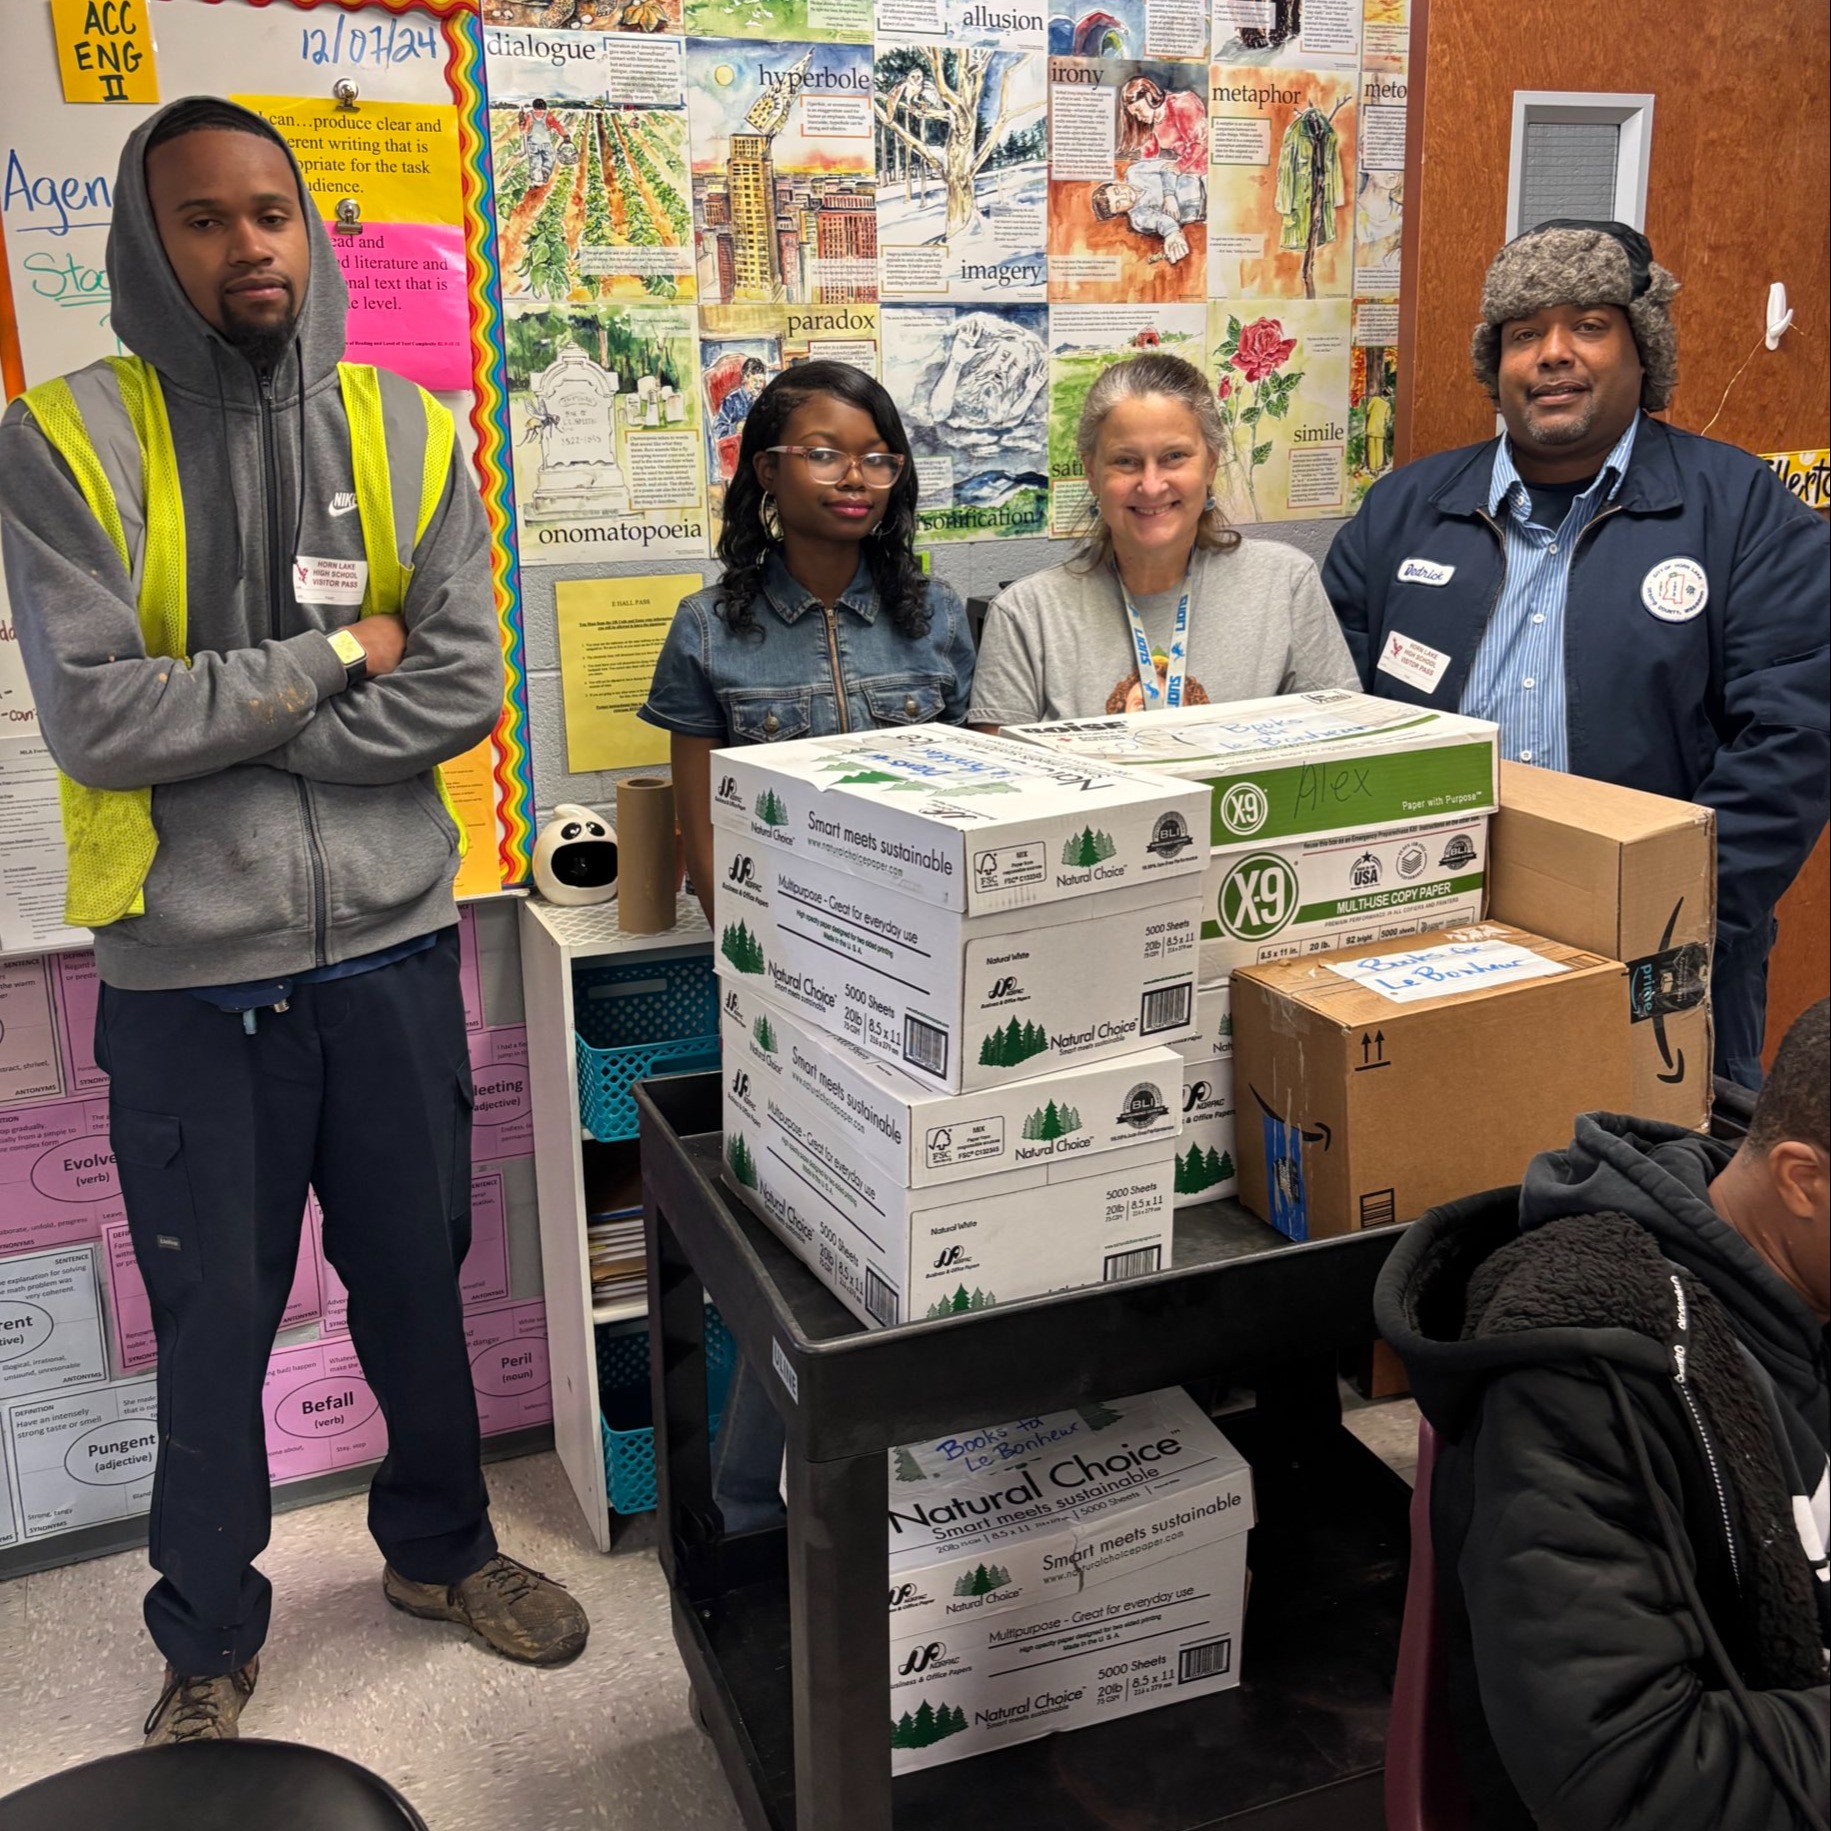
left=713, top=833, right=1200, bottom=1093
left=1000, top=691, right=1498, bottom=850
left=1324, top=937, right=1571, bottom=1004
left=723, top=1077, right=1173, bottom=1330
left=1198, top=814, right=1488, bottom=983
left=709, top=724, right=1210, bottom=914
left=719, top=978, right=1182, bottom=1189
left=883, top=1387, right=1254, bottom=1770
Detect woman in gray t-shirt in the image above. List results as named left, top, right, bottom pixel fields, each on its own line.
left=968, top=353, right=1357, bottom=728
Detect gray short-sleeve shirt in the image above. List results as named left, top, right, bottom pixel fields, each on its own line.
left=967, top=535, right=1360, bottom=727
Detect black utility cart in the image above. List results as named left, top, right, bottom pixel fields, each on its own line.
left=639, top=1071, right=1411, bottom=1831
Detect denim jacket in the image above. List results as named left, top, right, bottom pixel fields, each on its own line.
left=639, top=551, right=975, bottom=744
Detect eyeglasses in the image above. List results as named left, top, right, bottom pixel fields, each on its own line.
left=764, top=445, right=906, bottom=488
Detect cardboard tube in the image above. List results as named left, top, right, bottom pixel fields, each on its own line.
left=616, top=776, right=677, bottom=934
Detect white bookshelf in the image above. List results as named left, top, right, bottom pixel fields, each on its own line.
left=519, top=892, right=712, bottom=1551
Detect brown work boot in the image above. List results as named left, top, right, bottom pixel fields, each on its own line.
left=383, top=1553, right=589, bottom=1666
left=142, top=1657, right=259, bottom=1746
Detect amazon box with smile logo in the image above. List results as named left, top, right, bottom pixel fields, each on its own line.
left=884, top=1386, right=1254, bottom=1772
left=1234, top=922, right=1632, bottom=1240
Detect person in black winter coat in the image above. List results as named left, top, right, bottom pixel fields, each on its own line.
left=1376, top=1000, right=1829, bottom=1831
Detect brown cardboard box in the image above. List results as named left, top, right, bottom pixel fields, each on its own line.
left=1235, top=923, right=1632, bottom=1241
left=1488, top=763, right=1714, bottom=1128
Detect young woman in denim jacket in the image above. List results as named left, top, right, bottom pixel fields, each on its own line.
left=640, top=360, right=975, bottom=1530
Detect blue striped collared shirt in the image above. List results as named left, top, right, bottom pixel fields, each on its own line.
left=1460, top=416, right=1640, bottom=770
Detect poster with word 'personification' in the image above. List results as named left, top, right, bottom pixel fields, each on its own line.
left=504, top=300, right=710, bottom=564
left=1206, top=65, right=1357, bottom=300
left=699, top=300, right=881, bottom=538
left=687, top=38, right=878, bottom=307
left=1208, top=297, right=1351, bottom=522
left=874, top=46, right=1047, bottom=304
left=882, top=304, right=1049, bottom=543
left=1046, top=302, right=1207, bottom=534
left=1049, top=58, right=1211, bottom=305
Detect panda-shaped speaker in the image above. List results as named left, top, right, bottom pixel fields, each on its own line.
left=533, top=803, right=618, bottom=906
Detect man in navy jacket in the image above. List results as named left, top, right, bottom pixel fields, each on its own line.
left=1324, top=220, right=1828, bottom=1087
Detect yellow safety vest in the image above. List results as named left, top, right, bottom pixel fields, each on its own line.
left=21, top=355, right=466, bottom=928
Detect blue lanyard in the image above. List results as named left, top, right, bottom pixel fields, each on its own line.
left=1115, top=566, right=1192, bottom=710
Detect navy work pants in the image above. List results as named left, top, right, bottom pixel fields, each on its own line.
left=97, top=931, right=496, bottom=1675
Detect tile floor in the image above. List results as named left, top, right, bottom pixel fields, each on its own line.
left=0, top=1388, right=1420, bottom=1828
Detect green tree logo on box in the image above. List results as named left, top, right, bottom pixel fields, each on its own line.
left=1174, top=1143, right=1235, bottom=1194
left=927, top=1285, right=998, bottom=1317
left=893, top=1445, right=925, bottom=1482
left=1216, top=853, right=1298, bottom=940
left=721, top=921, right=766, bottom=974
left=1075, top=1402, right=1123, bottom=1431
left=1061, top=826, right=1117, bottom=868
left=726, top=1134, right=759, bottom=1189
left=979, top=1018, right=1048, bottom=1068
left=835, top=770, right=900, bottom=786
left=953, top=1562, right=1013, bottom=1597
left=891, top=1700, right=969, bottom=1749
left=754, top=788, right=790, bottom=827
left=752, top=1013, right=778, bottom=1053
left=1021, top=1100, right=1082, bottom=1141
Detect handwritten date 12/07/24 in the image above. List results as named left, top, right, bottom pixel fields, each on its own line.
left=300, top=18, right=440, bottom=69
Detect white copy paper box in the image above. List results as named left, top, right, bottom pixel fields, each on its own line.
left=884, top=1387, right=1254, bottom=1770
left=709, top=724, right=1210, bottom=913
left=722, top=1074, right=1173, bottom=1329
left=1197, top=813, right=1488, bottom=983
left=720, top=977, right=1183, bottom=1188
left=1175, top=1054, right=1236, bottom=1206
left=1000, top=691, right=1498, bottom=850
left=714, top=833, right=1201, bottom=1092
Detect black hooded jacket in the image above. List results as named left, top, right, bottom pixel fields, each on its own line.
left=1376, top=1113, right=1829, bottom=1831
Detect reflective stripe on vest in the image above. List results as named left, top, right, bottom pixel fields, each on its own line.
left=21, top=355, right=463, bottom=929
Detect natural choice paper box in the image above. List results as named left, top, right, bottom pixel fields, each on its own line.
left=1198, top=813, right=1488, bottom=982
left=713, top=832, right=1202, bottom=1093
left=719, top=978, right=1182, bottom=1189
left=885, top=1387, right=1254, bottom=1772
left=709, top=725, right=1211, bottom=914
left=1000, top=691, right=1499, bottom=850
left=1172, top=983, right=1236, bottom=1204
left=723, top=1072, right=1173, bottom=1328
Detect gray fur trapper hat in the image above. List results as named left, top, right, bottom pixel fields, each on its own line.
left=1471, top=219, right=1680, bottom=411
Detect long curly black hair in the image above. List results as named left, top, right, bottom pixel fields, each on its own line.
left=716, top=360, right=929, bottom=640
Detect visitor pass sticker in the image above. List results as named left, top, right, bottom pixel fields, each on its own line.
left=1376, top=630, right=1452, bottom=694
left=293, top=555, right=367, bottom=607
left=1641, top=556, right=1708, bottom=623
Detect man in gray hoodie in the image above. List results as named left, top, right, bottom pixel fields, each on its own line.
left=0, top=98, right=588, bottom=1744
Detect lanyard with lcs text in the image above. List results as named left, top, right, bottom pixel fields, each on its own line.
left=1115, top=562, right=1192, bottom=709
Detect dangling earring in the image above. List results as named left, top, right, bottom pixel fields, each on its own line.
left=759, top=492, right=782, bottom=542
left=1204, top=492, right=1218, bottom=512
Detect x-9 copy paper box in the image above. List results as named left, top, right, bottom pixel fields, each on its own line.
left=1234, top=923, right=1632, bottom=1240
left=999, top=691, right=1498, bottom=850
left=885, top=1387, right=1253, bottom=1771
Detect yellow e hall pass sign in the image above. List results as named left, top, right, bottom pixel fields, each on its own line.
left=51, top=0, right=160, bottom=104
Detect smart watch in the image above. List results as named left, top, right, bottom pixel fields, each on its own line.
left=327, top=625, right=368, bottom=688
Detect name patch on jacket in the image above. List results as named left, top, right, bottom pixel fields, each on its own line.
left=1376, top=630, right=1452, bottom=694
left=1396, top=556, right=1455, bottom=586
left=1641, top=557, right=1708, bottom=623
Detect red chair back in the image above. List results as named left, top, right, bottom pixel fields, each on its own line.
left=1384, top=1417, right=1472, bottom=1831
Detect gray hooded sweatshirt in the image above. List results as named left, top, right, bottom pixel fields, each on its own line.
left=0, top=99, right=502, bottom=991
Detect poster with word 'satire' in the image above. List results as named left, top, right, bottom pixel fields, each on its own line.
left=874, top=46, right=1047, bottom=303
left=1049, top=58, right=1210, bottom=304
left=882, top=304, right=1049, bottom=543
left=1046, top=302, right=1207, bottom=533
left=1208, top=297, right=1351, bottom=521
left=1205, top=66, right=1357, bottom=301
